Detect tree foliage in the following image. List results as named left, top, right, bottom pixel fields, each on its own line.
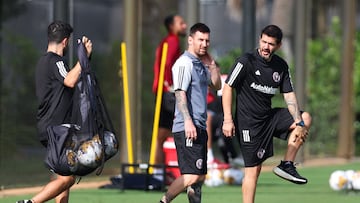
left=306, top=16, right=360, bottom=156
left=306, top=17, right=342, bottom=155
left=1, top=33, right=40, bottom=157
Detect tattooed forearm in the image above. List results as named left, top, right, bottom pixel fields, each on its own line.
left=286, top=100, right=300, bottom=121
left=284, top=92, right=302, bottom=121
left=175, top=90, right=191, bottom=120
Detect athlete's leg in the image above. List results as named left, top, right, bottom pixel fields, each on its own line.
left=160, top=174, right=205, bottom=203
left=206, top=111, right=214, bottom=163
left=154, top=127, right=172, bottom=180
left=187, top=180, right=204, bottom=203
left=31, top=175, right=76, bottom=203
left=284, top=111, right=312, bottom=161
left=242, top=165, right=262, bottom=203
left=55, top=189, right=70, bottom=203
left=155, top=93, right=175, bottom=167
left=155, top=127, right=172, bottom=165
left=273, top=112, right=312, bottom=184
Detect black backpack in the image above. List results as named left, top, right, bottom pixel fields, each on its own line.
left=44, top=40, right=118, bottom=176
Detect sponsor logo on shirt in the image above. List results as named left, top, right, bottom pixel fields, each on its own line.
left=250, top=82, right=277, bottom=95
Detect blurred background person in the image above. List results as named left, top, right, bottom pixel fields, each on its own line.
left=152, top=14, right=187, bottom=180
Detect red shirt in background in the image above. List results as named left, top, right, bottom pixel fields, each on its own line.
left=207, top=90, right=216, bottom=104
left=152, top=33, right=181, bottom=93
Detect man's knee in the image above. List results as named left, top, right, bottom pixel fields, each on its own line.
left=244, top=166, right=261, bottom=182
left=56, top=175, right=76, bottom=188
left=183, top=174, right=205, bottom=187
left=301, top=112, right=312, bottom=128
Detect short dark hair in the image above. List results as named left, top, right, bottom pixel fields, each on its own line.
left=48, top=21, right=73, bottom=43
left=261, top=25, right=283, bottom=44
left=164, top=15, right=175, bottom=32
left=189, top=23, right=210, bottom=36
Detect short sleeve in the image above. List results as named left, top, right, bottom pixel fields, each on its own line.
left=280, top=66, right=294, bottom=93
left=52, top=59, right=69, bottom=83
left=172, top=57, right=192, bottom=91
left=225, top=56, right=248, bottom=87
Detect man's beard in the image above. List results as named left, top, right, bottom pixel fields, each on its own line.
left=259, top=48, right=274, bottom=61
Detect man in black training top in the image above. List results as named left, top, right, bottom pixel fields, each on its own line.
left=17, top=21, right=92, bottom=203
left=222, top=25, right=312, bottom=203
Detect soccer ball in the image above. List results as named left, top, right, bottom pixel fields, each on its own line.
left=66, top=149, right=79, bottom=170
left=350, top=171, right=360, bottom=190
left=77, top=135, right=103, bottom=168
left=103, top=131, right=118, bottom=158
left=205, top=169, right=224, bottom=187
left=329, top=170, right=348, bottom=191
left=344, top=170, right=356, bottom=190
left=223, top=168, right=244, bottom=185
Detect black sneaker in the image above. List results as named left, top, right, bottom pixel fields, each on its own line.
left=16, top=200, right=33, bottom=203
left=273, top=161, right=308, bottom=184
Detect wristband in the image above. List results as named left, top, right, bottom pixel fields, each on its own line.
left=296, top=120, right=305, bottom=127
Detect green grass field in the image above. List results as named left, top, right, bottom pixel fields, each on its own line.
left=1, top=161, right=359, bottom=203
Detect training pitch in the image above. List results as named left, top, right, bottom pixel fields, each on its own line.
left=1, top=161, right=359, bottom=203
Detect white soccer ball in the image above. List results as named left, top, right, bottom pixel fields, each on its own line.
left=223, top=168, right=244, bottom=185
left=66, top=149, right=79, bottom=172
left=329, top=170, right=348, bottom=191
left=344, top=170, right=356, bottom=190
left=103, top=131, right=118, bottom=158
left=77, top=135, right=103, bottom=168
left=205, top=169, right=224, bottom=187
left=350, top=171, right=360, bottom=190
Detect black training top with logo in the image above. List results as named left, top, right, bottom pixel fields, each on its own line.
left=225, top=49, right=293, bottom=123
left=35, top=52, right=73, bottom=142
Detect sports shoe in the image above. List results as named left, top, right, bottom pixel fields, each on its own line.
left=273, top=161, right=308, bottom=184
left=16, top=200, right=33, bottom=203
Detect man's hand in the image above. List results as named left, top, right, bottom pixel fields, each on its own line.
left=184, top=119, right=197, bottom=140
left=82, top=36, right=92, bottom=58
left=201, top=53, right=221, bottom=90
left=292, top=126, right=308, bottom=144
left=200, top=52, right=213, bottom=65
left=222, top=119, right=235, bottom=137
left=201, top=53, right=217, bottom=71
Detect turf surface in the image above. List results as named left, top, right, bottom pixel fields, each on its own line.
left=2, top=162, right=359, bottom=203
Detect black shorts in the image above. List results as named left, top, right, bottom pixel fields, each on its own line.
left=158, top=92, right=175, bottom=129
left=236, top=108, right=294, bottom=167
left=173, top=128, right=208, bottom=175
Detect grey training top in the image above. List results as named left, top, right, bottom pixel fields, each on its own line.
left=172, top=51, right=211, bottom=133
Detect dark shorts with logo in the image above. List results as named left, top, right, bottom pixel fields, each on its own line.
left=235, top=108, right=294, bottom=167
left=158, top=92, right=175, bottom=129
left=173, top=128, right=208, bottom=175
